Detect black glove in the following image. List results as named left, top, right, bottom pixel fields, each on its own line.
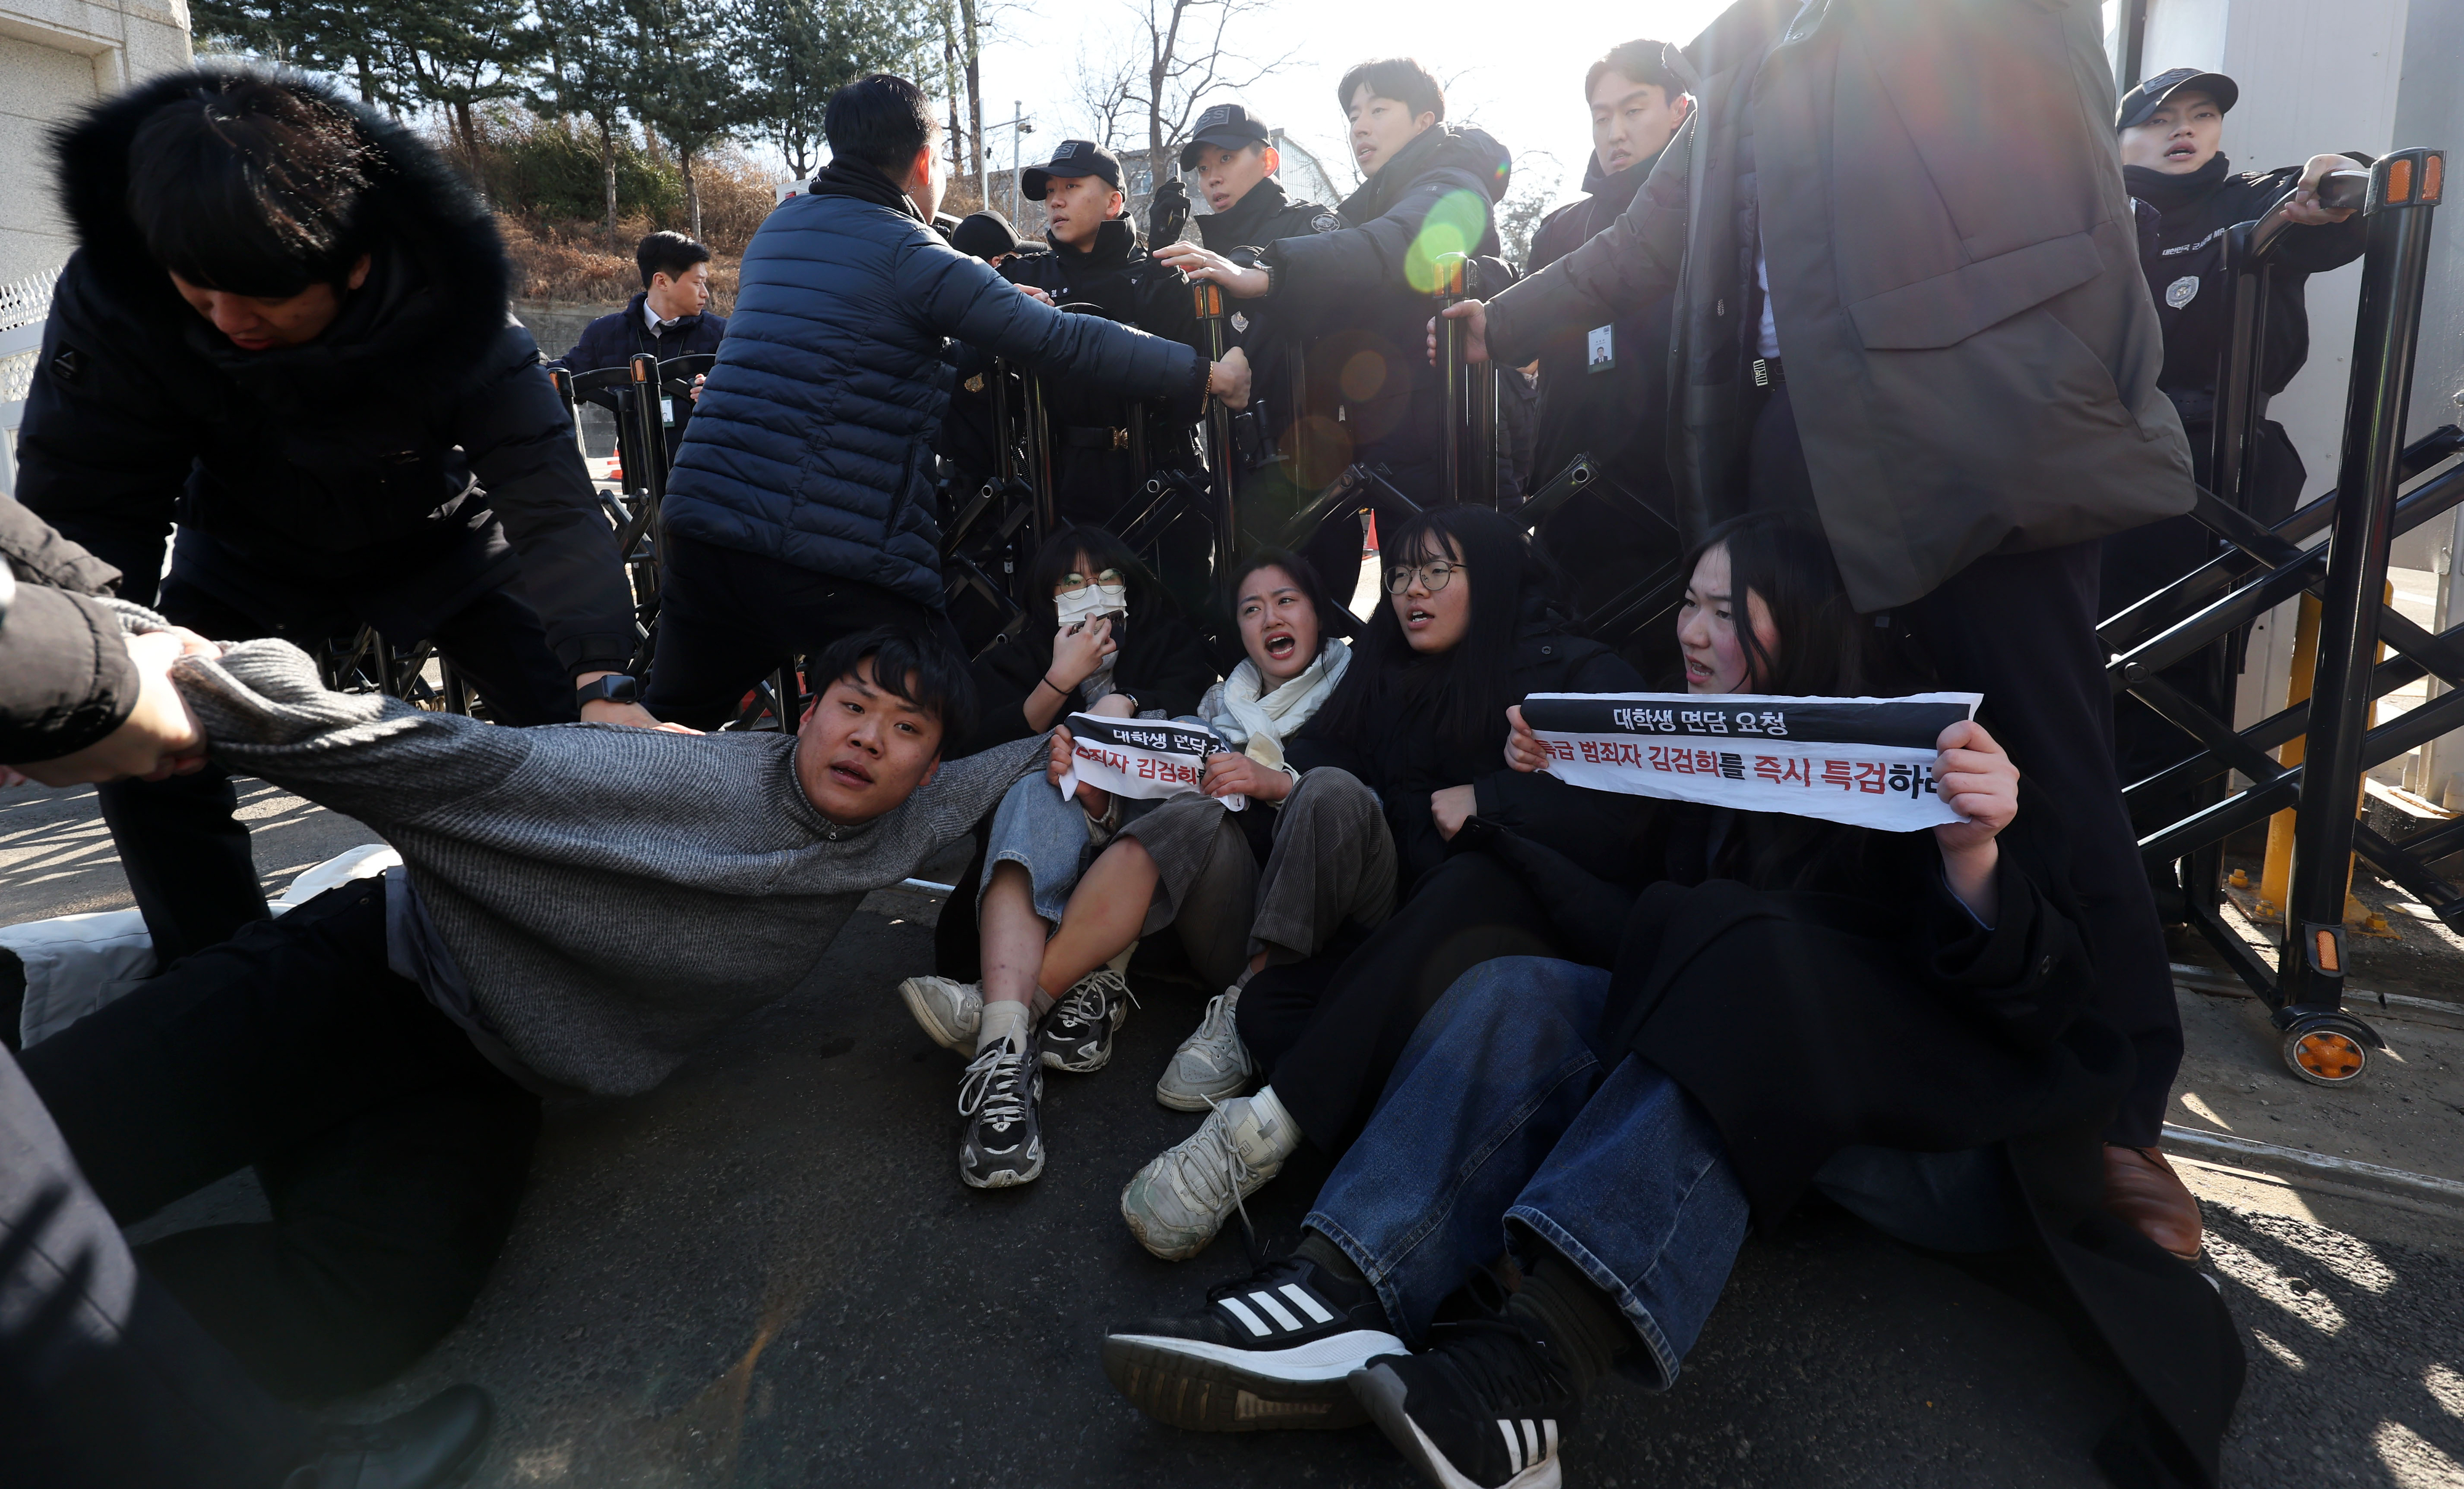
left=1147, top=179, right=1191, bottom=249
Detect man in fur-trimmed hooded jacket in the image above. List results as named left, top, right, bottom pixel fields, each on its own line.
left=16, top=65, right=650, bottom=967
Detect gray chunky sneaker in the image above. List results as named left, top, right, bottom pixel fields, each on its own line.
left=1121, top=1092, right=1299, bottom=1261
left=899, top=975, right=981, bottom=1054
left=1042, top=967, right=1134, bottom=1073
left=957, top=1033, right=1044, bottom=1188
left=1156, top=987, right=1254, bottom=1111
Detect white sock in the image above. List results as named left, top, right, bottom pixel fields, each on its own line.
left=1234, top=1084, right=1302, bottom=1164
left=979, top=999, right=1032, bottom=1054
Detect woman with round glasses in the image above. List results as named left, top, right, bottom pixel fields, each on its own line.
left=1119, top=504, right=1648, bottom=1259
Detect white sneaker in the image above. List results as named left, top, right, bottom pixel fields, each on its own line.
left=899, top=975, right=981, bottom=1054
left=1121, top=1092, right=1299, bottom=1261
left=1156, top=987, right=1254, bottom=1112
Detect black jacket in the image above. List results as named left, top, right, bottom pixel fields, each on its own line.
left=1289, top=591, right=1646, bottom=889
left=1265, top=124, right=1515, bottom=501
left=964, top=585, right=1218, bottom=753
left=17, top=68, right=638, bottom=676
left=0, top=497, right=136, bottom=764
left=1523, top=148, right=1683, bottom=625
left=1195, top=177, right=1340, bottom=454
left=551, top=291, right=728, bottom=375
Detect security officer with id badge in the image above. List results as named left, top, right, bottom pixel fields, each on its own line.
left=2101, top=65, right=2365, bottom=917
left=1173, top=105, right=1357, bottom=590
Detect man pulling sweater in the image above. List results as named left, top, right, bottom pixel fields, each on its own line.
left=18, top=625, right=1041, bottom=1398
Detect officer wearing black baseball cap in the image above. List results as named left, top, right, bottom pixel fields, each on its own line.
left=2113, top=65, right=2237, bottom=131
left=2101, top=64, right=2365, bottom=927
left=1020, top=138, right=1122, bottom=201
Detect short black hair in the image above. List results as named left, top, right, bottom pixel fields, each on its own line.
left=1026, top=523, right=1147, bottom=632
left=1225, top=547, right=1335, bottom=634
left=809, top=625, right=976, bottom=747
left=636, top=230, right=710, bottom=288
left=825, top=73, right=938, bottom=179
left=124, top=74, right=376, bottom=297
left=1584, top=40, right=1685, bottom=105
left=1336, top=58, right=1445, bottom=123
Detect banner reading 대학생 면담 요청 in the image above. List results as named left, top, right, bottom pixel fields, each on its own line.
left=1518, top=692, right=1984, bottom=831
left=1056, top=713, right=1247, bottom=810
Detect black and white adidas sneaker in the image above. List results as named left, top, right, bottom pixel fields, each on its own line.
left=1102, top=1254, right=1405, bottom=1432
left=1350, top=1318, right=1581, bottom=1489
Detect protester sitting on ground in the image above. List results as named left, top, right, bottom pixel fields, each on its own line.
left=1116, top=504, right=1647, bottom=1261
left=550, top=229, right=727, bottom=453
left=649, top=74, right=1250, bottom=730
left=17, top=65, right=659, bottom=974
left=1, top=491, right=493, bottom=1489
left=2101, top=66, right=2367, bottom=924
left=901, top=550, right=1390, bottom=1192
left=902, top=527, right=1214, bottom=1186
left=1156, top=57, right=1514, bottom=506
left=1102, top=512, right=2244, bottom=1489
left=14, top=624, right=1042, bottom=1400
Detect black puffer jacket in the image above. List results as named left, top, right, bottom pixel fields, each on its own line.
left=1195, top=177, right=1342, bottom=452
left=1263, top=124, right=1515, bottom=501
left=0, top=497, right=135, bottom=764
left=1289, top=589, right=1647, bottom=889
left=16, top=67, right=638, bottom=675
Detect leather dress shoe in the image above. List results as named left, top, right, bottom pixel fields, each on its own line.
left=286, top=1384, right=492, bottom=1489
left=2103, top=1144, right=2202, bottom=1261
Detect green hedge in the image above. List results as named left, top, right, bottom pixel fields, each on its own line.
left=478, top=121, right=684, bottom=223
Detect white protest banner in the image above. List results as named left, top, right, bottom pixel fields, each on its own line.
left=1056, top=714, right=1246, bottom=809
left=1519, top=692, right=1984, bottom=831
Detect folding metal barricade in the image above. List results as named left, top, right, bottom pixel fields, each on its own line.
left=553, top=350, right=801, bottom=733
left=2106, top=150, right=2455, bottom=1087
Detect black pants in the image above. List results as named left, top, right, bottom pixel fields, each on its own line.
left=0, top=1041, right=318, bottom=1488
left=644, top=531, right=963, bottom=730
left=97, top=575, right=574, bottom=966
left=20, top=883, right=539, bottom=1401
left=1240, top=853, right=1560, bottom=1152
left=1751, top=389, right=2174, bottom=1143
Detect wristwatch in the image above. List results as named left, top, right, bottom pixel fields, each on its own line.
left=575, top=674, right=641, bottom=709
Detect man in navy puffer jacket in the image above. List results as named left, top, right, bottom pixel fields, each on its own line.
left=652, top=75, right=1251, bottom=727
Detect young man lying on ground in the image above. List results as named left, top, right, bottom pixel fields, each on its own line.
left=1103, top=514, right=2242, bottom=1489
left=17, top=624, right=1042, bottom=1400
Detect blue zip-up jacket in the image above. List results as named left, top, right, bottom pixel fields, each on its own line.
left=663, top=163, right=1209, bottom=607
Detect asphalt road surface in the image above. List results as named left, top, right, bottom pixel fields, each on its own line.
left=6, top=783, right=2463, bottom=1488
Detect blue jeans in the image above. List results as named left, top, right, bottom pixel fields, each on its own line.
left=979, top=775, right=1157, bottom=924
left=1304, top=956, right=2025, bottom=1390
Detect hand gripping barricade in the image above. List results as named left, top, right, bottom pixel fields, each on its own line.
left=551, top=350, right=800, bottom=733
left=2105, top=150, right=2458, bottom=1087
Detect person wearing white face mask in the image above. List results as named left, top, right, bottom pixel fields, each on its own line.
left=918, top=525, right=1218, bottom=1190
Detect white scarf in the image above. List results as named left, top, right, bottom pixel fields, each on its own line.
left=1207, top=639, right=1351, bottom=773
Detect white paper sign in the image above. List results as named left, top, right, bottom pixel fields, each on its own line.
left=1520, top=692, right=1984, bottom=831
left=1056, top=714, right=1246, bottom=810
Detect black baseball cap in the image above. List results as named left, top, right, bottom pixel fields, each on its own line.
left=1178, top=103, right=1273, bottom=169
left=1021, top=140, right=1122, bottom=199
left=951, top=211, right=1025, bottom=260
left=2116, top=67, right=2238, bottom=131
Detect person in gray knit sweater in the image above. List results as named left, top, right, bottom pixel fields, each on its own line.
left=18, top=625, right=1042, bottom=1399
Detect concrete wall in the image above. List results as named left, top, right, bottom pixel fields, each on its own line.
left=0, top=0, right=193, bottom=283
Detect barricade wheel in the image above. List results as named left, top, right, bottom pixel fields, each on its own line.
left=2282, top=1027, right=2368, bottom=1086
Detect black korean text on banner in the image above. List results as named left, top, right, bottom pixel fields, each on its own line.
left=1055, top=714, right=1246, bottom=809
left=1518, top=692, right=1983, bottom=831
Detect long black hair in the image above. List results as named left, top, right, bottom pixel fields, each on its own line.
left=1680, top=511, right=1897, bottom=698
left=1312, top=505, right=1539, bottom=756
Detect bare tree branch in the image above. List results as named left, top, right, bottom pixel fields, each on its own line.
left=1122, top=0, right=1295, bottom=180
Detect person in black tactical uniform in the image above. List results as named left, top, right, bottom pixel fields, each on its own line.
left=1522, top=39, right=1693, bottom=679
left=1001, top=140, right=1215, bottom=610
left=2100, top=67, right=2365, bottom=915
left=1175, top=104, right=1359, bottom=593
left=16, top=67, right=655, bottom=970
left=1158, top=59, right=1514, bottom=509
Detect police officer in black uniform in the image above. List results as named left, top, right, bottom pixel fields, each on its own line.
left=2101, top=65, right=2365, bottom=915
left=1001, top=140, right=1214, bottom=606
left=1175, top=103, right=1356, bottom=594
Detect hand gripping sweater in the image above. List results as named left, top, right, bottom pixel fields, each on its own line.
left=171, top=638, right=1042, bottom=1096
